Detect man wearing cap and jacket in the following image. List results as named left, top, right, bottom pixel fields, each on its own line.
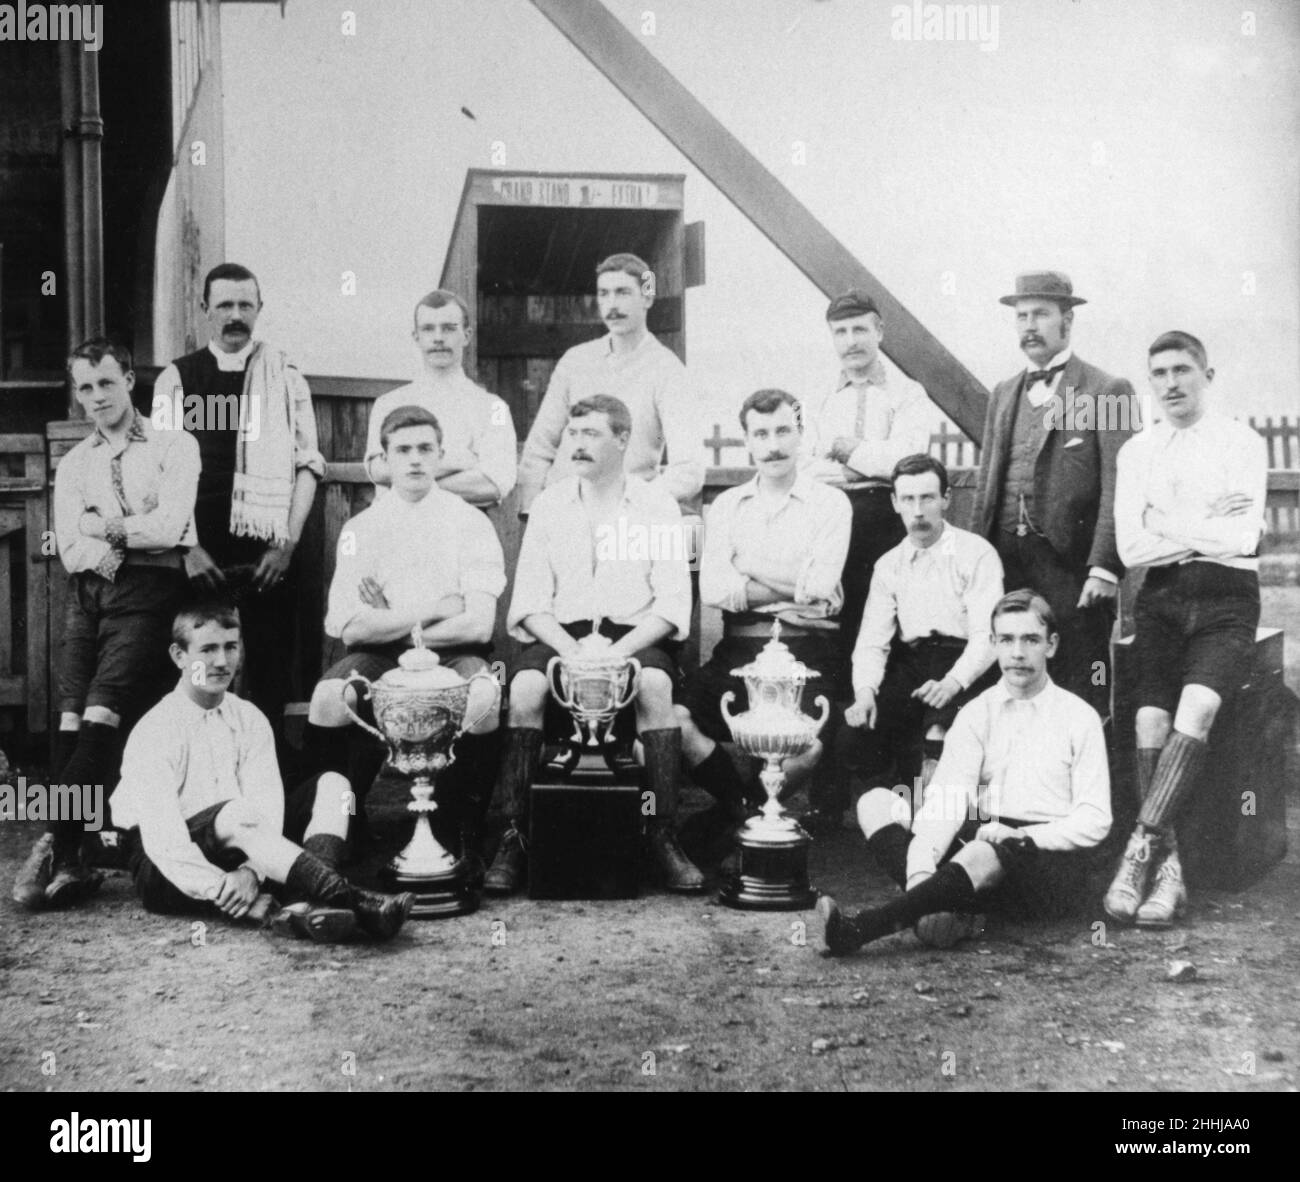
left=972, top=271, right=1136, bottom=720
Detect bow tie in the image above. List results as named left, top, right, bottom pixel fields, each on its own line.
left=1025, top=364, right=1065, bottom=391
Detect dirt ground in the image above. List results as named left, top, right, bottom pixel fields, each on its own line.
left=1, top=586, right=1297, bottom=1094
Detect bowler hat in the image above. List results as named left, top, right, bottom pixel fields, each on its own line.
left=999, top=271, right=1087, bottom=307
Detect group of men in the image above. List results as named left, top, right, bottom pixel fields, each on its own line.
left=11, top=253, right=1268, bottom=956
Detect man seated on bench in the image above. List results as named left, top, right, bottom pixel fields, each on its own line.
left=675, top=388, right=851, bottom=849
left=485, top=394, right=701, bottom=895
left=306, top=405, right=504, bottom=875
left=111, top=600, right=414, bottom=942
left=818, top=589, right=1112, bottom=955
left=837, top=454, right=1004, bottom=805
left=1103, top=331, right=1268, bottom=928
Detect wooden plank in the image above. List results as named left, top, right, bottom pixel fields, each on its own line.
left=0, top=534, right=11, bottom=674
left=478, top=322, right=608, bottom=358
left=530, top=0, right=990, bottom=440
left=0, top=674, right=27, bottom=705
left=0, top=435, right=44, bottom=452
left=684, top=220, right=706, bottom=289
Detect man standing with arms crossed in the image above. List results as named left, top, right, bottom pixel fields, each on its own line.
left=364, top=289, right=517, bottom=507
left=1104, top=331, right=1267, bottom=927
left=972, top=271, right=1134, bottom=719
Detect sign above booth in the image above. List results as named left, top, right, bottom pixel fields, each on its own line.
left=481, top=174, right=679, bottom=210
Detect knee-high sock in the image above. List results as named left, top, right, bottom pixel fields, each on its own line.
left=345, top=728, right=387, bottom=813
left=284, top=850, right=353, bottom=907
left=690, top=744, right=755, bottom=812
left=1138, top=731, right=1207, bottom=833
left=49, top=721, right=120, bottom=862
left=640, top=727, right=684, bottom=826
left=303, top=722, right=350, bottom=778
left=865, top=822, right=911, bottom=889
left=445, top=731, right=501, bottom=841
left=495, top=727, right=544, bottom=826
left=852, top=862, right=978, bottom=944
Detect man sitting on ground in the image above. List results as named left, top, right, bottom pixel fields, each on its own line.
left=111, top=600, right=414, bottom=942
left=818, top=589, right=1111, bottom=955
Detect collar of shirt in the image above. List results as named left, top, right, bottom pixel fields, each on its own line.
left=1149, top=406, right=1222, bottom=447
left=170, top=685, right=237, bottom=727
left=558, top=475, right=654, bottom=510
left=987, top=676, right=1058, bottom=713
left=835, top=355, right=889, bottom=391
left=208, top=339, right=256, bottom=372
left=602, top=330, right=657, bottom=364
left=733, top=470, right=820, bottom=507
left=90, top=410, right=149, bottom=450
left=902, top=522, right=955, bottom=563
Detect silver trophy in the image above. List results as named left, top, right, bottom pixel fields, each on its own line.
left=546, top=626, right=641, bottom=776
left=342, top=631, right=498, bottom=917
left=719, top=621, right=829, bottom=909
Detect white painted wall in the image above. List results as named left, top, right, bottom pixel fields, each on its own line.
left=206, top=0, right=1299, bottom=440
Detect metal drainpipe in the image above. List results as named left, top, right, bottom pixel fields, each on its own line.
left=59, top=41, right=105, bottom=413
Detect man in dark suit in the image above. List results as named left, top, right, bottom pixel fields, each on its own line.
left=972, top=271, right=1135, bottom=720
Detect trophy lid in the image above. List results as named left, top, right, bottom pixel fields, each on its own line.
left=379, top=629, right=469, bottom=690
left=728, top=620, right=819, bottom=683
left=563, top=621, right=633, bottom=671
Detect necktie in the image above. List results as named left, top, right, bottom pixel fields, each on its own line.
left=1025, top=364, right=1065, bottom=391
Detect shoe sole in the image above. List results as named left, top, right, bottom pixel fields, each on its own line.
left=915, top=912, right=985, bottom=949
left=358, top=893, right=415, bottom=940
left=1135, top=903, right=1187, bottom=930
left=270, top=904, right=359, bottom=943
left=816, top=896, right=855, bottom=957
left=43, top=871, right=105, bottom=910
left=1102, top=899, right=1139, bottom=925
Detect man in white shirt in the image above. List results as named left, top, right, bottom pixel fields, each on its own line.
left=306, top=406, right=504, bottom=875
left=364, top=289, right=517, bottom=507
left=112, top=600, right=414, bottom=942
left=677, top=388, right=851, bottom=845
left=840, top=454, right=1004, bottom=799
left=516, top=253, right=704, bottom=516
left=1104, top=331, right=1267, bottom=928
left=818, top=590, right=1112, bottom=955
left=486, top=395, right=702, bottom=895
left=800, top=290, right=934, bottom=651
left=12, top=339, right=197, bottom=911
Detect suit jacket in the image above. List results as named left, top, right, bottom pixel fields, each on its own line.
left=971, top=354, right=1135, bottom=577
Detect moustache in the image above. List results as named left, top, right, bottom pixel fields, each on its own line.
left=605, top=312, right=626, bottom=320
left=224, top=322, right=249, bottom=334
left=572, top=452, right=593, bottom=462
left=759, top=453, right=789, bottom=462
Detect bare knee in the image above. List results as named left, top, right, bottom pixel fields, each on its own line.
left=507, top=672, right=548, bottom=727
left=308, top=679, right=352, bottom=728
left=81, top=705, right=121, bottom=728
left=1173, top=685, right=1222, bottom=741
left=857, top=786, right=910, bottom=838
left=951, top=840, right=1004, bottom=891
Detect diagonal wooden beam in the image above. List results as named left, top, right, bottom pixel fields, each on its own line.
left=530, top=0, right=989, bottom=440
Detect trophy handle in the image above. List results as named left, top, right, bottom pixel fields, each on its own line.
left=719, top=690, right=737, bottom=729
left=458, top=669, right=502, bottom=736
left=546, top=656, right=576, bottom=710
left=616, top=658, right=642, bottom=711
left=340, top=675, right=386, bottom=742
left=809, top=694, right=831, bottom=736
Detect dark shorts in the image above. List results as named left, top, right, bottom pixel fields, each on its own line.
left=1133, top=563, right=1261, bottom=712
left=838, top=637, right=996, bottom=783
left=322, top=644, right=493, bottom=687
left=679, top=628, right=845, bottom=745
left=126, top=777, right=320, bottom=916
left=57, top=565, right=188, bottom=717
left=877, top=817, right=1095, bottom=920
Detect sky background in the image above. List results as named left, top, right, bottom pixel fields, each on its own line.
left=211, top=0, right=1300, bottom=438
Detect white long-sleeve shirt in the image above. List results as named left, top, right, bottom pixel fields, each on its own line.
left=917, top=678, right=1112, bottom=856
left=516, top=332, right=704, bottom=512
left=800, top=355, right=933, bottom=487
left=53, top=413, right=199, bottom=580
left=699, top=472, right=851, bottom=622
left=111, top=687, right=283, bottom=901
left=851, top=523, right=1004, bottom=698
left=1115, top=409, right=1267, bottom=572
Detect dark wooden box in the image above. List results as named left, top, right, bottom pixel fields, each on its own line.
left=528, top=781, right=643, bottom=900
left=1113, top=627, right=1290, bottom=891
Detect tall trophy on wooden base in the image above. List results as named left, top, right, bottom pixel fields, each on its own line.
left=719, top=621, right=829, bottom=910
left=342, top=632, right=498, bottom=918
left=528, top=627, right=644, bottom=900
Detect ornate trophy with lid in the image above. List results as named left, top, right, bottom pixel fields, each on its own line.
left=342, top=630, right=498, bottom=917
left=719, top=621, right=829, bottom=910
left=545, top=623, right=642, bottom=778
